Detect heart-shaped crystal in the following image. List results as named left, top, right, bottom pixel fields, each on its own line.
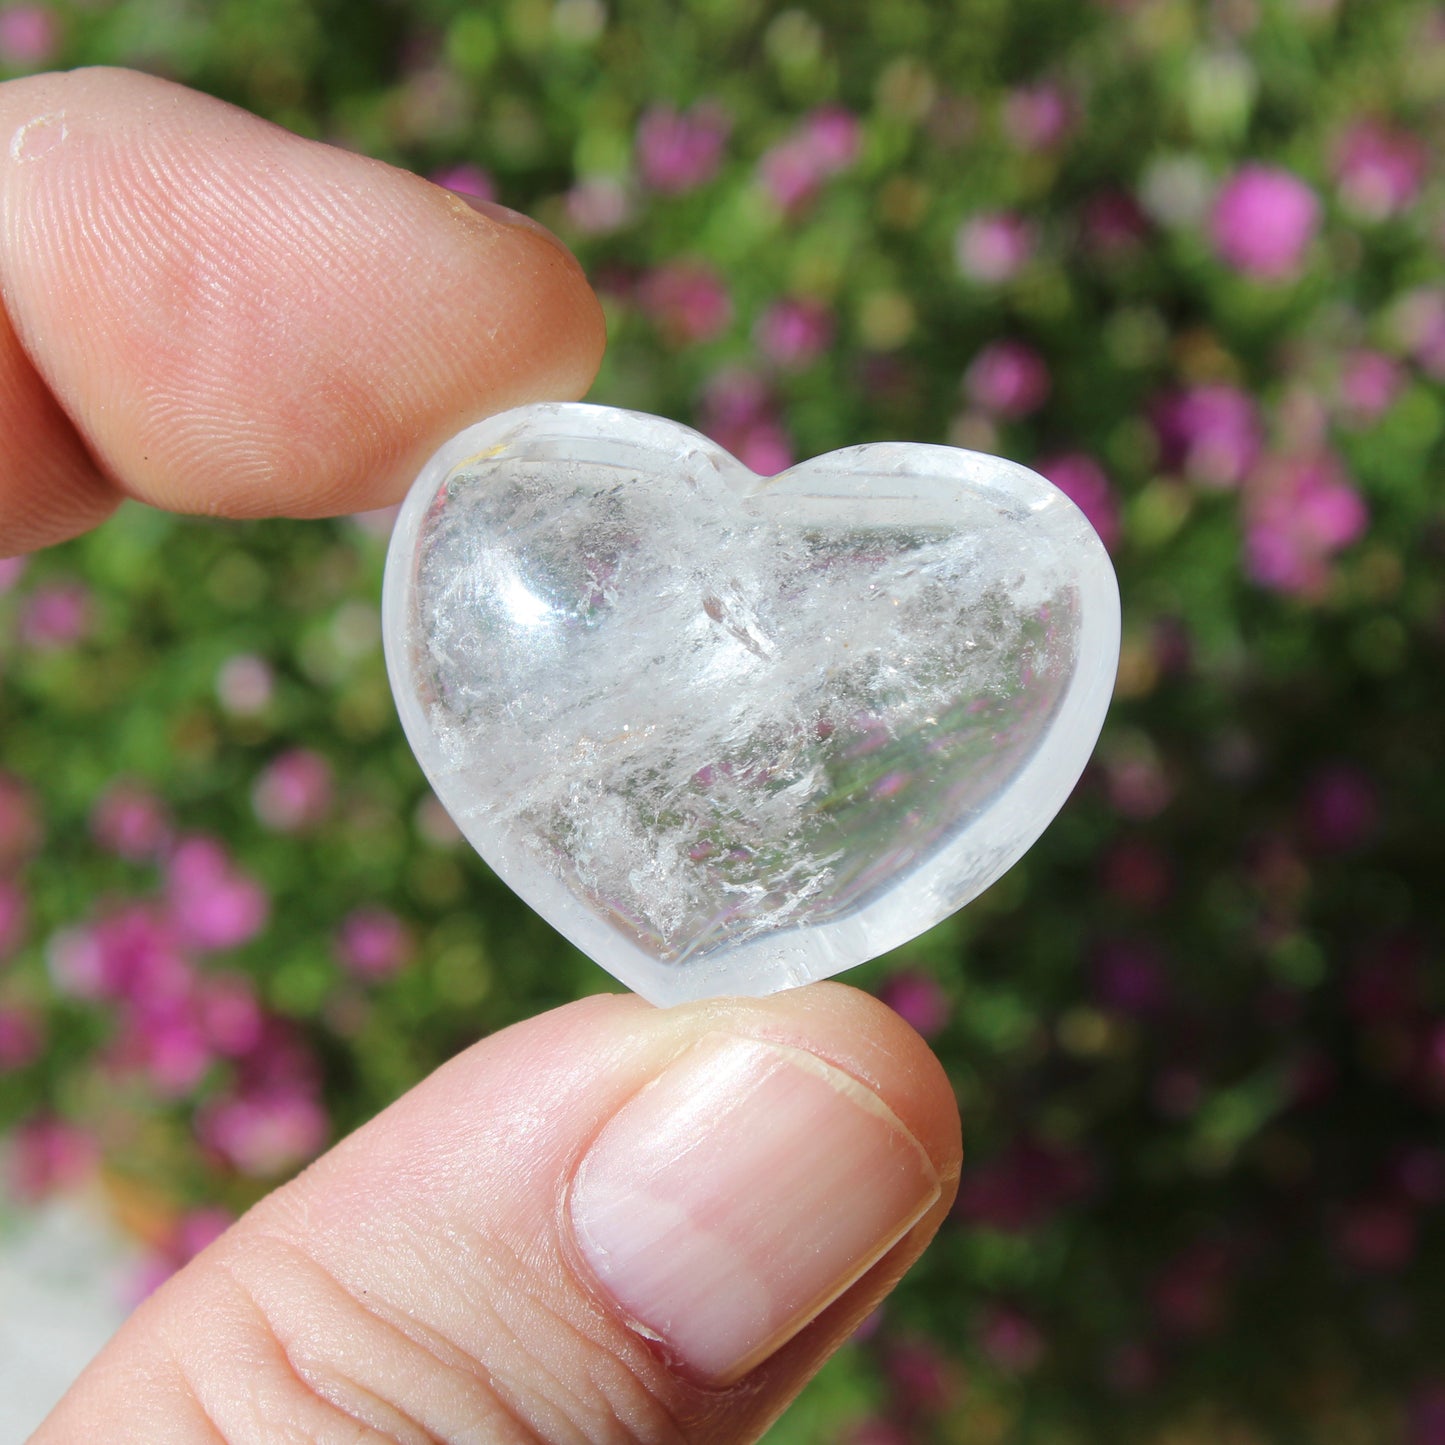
left=383, top=403, right=1119, bottom=1005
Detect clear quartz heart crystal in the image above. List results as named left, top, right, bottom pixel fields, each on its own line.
left=383, top=403, right=1119, bottom=1005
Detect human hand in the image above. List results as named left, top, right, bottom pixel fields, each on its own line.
left=6, top=69, right=962, bottom=1443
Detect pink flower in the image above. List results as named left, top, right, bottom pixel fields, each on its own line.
left=198, top=1087, right=328, bottom=1177
left=119, top=996, right=214, bottom=1096
left=5, top=1117, right=98, bottom=1202
left=1388, top=287, right=1445, bottom=379
left=1003, top=82, right=1075, bottom=151
left=1300, top=763, right=1379, bottom=853
left=755, top=297, right=834, bottom=369
left=1210, top=164, right=1320, bottom=280
left=335, top=907, right=414, bottom=981
left=977, top=1304, right=1045, bottom=1372
left=48, top=905, right=189, bottom=1003
left=0, top=877, right=25, bottom=960
left=954, top=211, right=1036, bottom=283
left=0, top=772, right=40, bottom=870
left=429, top=163, right=495, bottom=202
left=883, top=1338, right=957, bottom=1413
left=166, top=837, right=269, bottom=952
left=1244, top=452, right=1368, bottom=597
left=1333, top=1197, right=1416, bottom=1272
left=964, top=340, right=1050, bottom=417
left=877, top=970, right=951, bottom=1037
left=697, top=369, right=794, bottom=475
left=1152, top=384, right=1263, bottom=488
left=200, top=974, right=265, bottom=1057
left=18, top=579, right=91, bottom=649
left=1410, top=1385, right=1445, bottom=1445
left=757, top=106, right=860, bottom=213
left=635, top=102, right=729, bottom=194
left=252, top=748, right=333, bottom=833
left=215, top=654, right=274, bottom=716
left=1333, top=120, right=1428, bottom=220
left=1338, top=349, right=1404, bottom=423
left=1037, top=453, right=1120, bottom=551
left=0, top=4, right=59, bottom=67
left=636, top=262, right=732, bottom=346
left=0, top=555, right=26, bottom=591
left=955, top=1138, right=1093, bottom=1232
left=90, top=782, right=169, bottom=861
left=1080, top=189, right=1151, bottom=256
left=0, top=1005, right=42, bottom=1069
left=564, top=177, right=632, bottom=235
left=1092, top=939, right=1170, bottom=1014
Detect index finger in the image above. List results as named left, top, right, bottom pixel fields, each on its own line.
left=0, top=67, right=605, bottom=555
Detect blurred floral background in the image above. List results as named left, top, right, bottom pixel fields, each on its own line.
left=2, top=0, right=1444, bottom=1440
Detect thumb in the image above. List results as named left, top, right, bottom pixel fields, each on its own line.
left=35, top=984, right=960, bottom=1444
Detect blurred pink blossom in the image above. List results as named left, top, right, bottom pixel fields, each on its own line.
left=757, top=106, right=861, bottom=212
left=0, top=772, right=39, bottom=870
left=1333, top=1197, right=1416, bottom=1272
left=215, top=654, right=274, bottom=716
left=0, top=876, right=25, bottom=959
left=0, top=1004, right=42, bottom=1069
left=1092, top=939, right=1171, bottom=1015
left=877, top=970, right=951, bottom=1038
left=1080, top=189, right=1151, bottom=256
left=166, top=837, right=269, bottom=952
left=754, top=297, right=834, bottom=369
left=964, top=339, right=1050, bottom=418
left=954, top=211, right=1036, bottom=283
left=200, top=974, right=265, bottom=1057
left=1003, top=82, right=1075, bottom=151
left=1301, top=763, right=1380, bottom=853
left=565, top=177, right=633, bottom=235
left=636, top=261, right=732, bottom=345
left=1152, top=383, right=1263, bottom=488
left=0, top=554, right=26, bottom=591
left=1410, top=1385, right=1445, bottom=1445
left=883, top=1338, right=957, bottom=1413
left=335, top=906, right=414, bottom=981
left=90, top=782, right=169, bottom=861
left=0, top=4, right=58, bottom=67
left=6, top=1117, right=98, bottom=1202
left=47, top=905, right=189, bottom=1003
left=1333, top=120, right=1428, bottom=220
left=429, top=162, right=496, bottom=202
left=1244, top=452, right=1367, bottom=597
left=1210, top=164, right=1319, bottom=280
left=252, top=748, right=334, bottom=833
left=697, top=369, right=793, bottom=475
left=1153, top=1239, right=1235, bottom=1335
left=1388, top=287, right=1445, bottom=380
left=635, top=102, right=729, bottom=194
left=1037, top=453, right=1120, bottom=551
left=955, top=1138, right=1094, bottom=1232
left=977, top=1304, right=1045, bottom=1372
left=18, top=580, right=91, bottom=649
left=1338, top=349, right=1404, bottom=422
left=1104, top=748, right=1172, bottom=820
left=199, top=1087, right=328, bottom=1177
left=118, top=995, right=214, bottom=1096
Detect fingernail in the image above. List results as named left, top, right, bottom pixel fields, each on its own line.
left=446, top=191, right=583, bottom=272
left=567, top=1034, right=940, bottom=1386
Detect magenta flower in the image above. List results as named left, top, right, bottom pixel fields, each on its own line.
left=0, top=772, right=40, bottom=871
left=757, top=106, right=860, bottom=213
left=0, top=1004, right=42, bottom=1069
left=876, top=970, right=951, bottom=1037
left=697, top=369, right=794, bottom=475
left=964, top=339, right=1050, bottom=418
left=1244, top=452, right=1368, bottom=597
left=1411, top=1385, right=1445, bottom=1445
left=954, top=211, right=1036, bottom=284
left=755, top=297, right=834, bottom=369
left=1037, top=453, right=1121, bottom=551
left=198, top=1086, right=328, bottom=1177
left=1333, top=120, right=1428, bottom=220
left=636, top=261, right=732, bottom=346
left=335, top=906, right=414, bottom=981
left=200, top=974, right=265, bottom=1057
left=1152, top=383, right=1263, bottom=488
left=18, top=579, right=91, bottom=649
left=1389, top=287, right=1445, bottom=380
left=5, top=1117, right=98, bottom=1202
left=428, top=162, right=496, bottom=202
left=165, top=837, right=269, bottom=952
left=1300, top=763, right=1380, bottom=853
left=1210, top=164, right=1320, bottom=280
left=120, top=995, right=214, bottom=1096
left=564, top=177, right=633, bottom=236
left=0, top=555, right=26, bottom=591
left=1003, top=82, right=1075, bottom=151
left=955, top=1137, right=1093, bottom=1232
left=90, top=782, right=170, bottom=861
left=1092, top=939, right=1171, bottom=1015
left=977, top=1304, right=1046, bottom=1372
left=635, top=102, right=729, bottom=194
left=1333, top=1197, right=1416, bottom=1272
left=1080, top=189, right=1151, bottom=256
left=47, top=905, right=189, bottom=1002
left=1338, top=349, right=1404, bottom=423
left=0, top=4, right=59, bottom=67
left=252, top=748, right=334, bottom=833
left=0, top=877, right=25, bottom=960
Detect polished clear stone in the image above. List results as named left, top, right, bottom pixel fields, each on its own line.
left=383, top=403, right=1119, bottom=1005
